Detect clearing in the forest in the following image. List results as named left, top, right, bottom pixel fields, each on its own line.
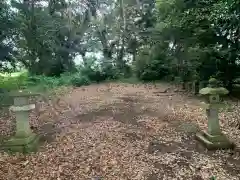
left=1, top=83, right=240, bottom=180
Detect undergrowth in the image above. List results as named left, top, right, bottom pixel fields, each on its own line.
left=0, top=69, right=138, bottom=93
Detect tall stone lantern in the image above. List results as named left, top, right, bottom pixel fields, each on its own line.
left=3, top=90, right=40, bottom=153
left=196, top=78, right=234, bottom=150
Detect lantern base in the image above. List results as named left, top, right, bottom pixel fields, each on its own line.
left=3, top=133, right=39, bottom=153
left=196, top=131, right=234, bottom=150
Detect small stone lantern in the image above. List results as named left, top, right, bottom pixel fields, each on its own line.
left=196, top=78, right=234, bottom=150
left=3, top=90, right=40, bottom=153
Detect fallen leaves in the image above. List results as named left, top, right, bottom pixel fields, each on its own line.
left=0, top=83, right=240, bottom=180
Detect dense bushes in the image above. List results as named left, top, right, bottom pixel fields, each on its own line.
left=136, top=59, right=169, bottom=81
left=1, top=0, right=240, bottom=95
left=0, top=61, right=122, bottom=92
left=70, top=74, right=90, bottom=87
left=135, top=47, right=170, bottom=81
left=27, top=73, right=92, bottom=89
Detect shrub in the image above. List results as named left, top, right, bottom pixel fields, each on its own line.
left=136, top=59, right=169, bottom=81
left=80, top=67, right=106, bottom=83
left=135, top=46, right=170, bottom=81
left=101, top=64, right=120, bottom=80
left=26, top=75, right=63, bottom=92
left=70, top=74, right=90, bottom=87
left=58, top=73, right=73, bottom=86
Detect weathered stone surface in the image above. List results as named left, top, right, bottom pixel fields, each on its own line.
left=4, top=133, right=39, bottom=153
left=201, top=102, right=226, bottom=109
left=9, top=90, right=40, bottom=98
left=196, top=132, right=234, bottom=150
left=196, top=78, right=234, bottom=150
left=208, top=78, right=218, bottom=87
left=199, top=87, right=229, bottom=95
left=10, top=104, right=35, bottom=112
left=206, top=108, right=221, bottom=135
left=2, top=90, right=40, bottom=153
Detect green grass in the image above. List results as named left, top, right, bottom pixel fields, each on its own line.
left=0, top=69, right=142, bottom=94
left=0, top=70, right=92, bottom=94
left=0, top=71, right=29, bottom=90
left=0, top=70, right=28, bottom=77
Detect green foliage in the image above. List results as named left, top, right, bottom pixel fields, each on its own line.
left=70, top=74, right=90, bottom=87
left=0, top=1, right=16, bottom=71
left=137, top=0, right=240, bottom=93
left=0, top=68, right=104, bottom=93
left=6, top=0, right=99, bottom=76
left=1, top=0, right=240, bottom=95
left=1, top=61, right=115, bottom=91
left=210, top=176, right=216, bottom=180
left=79, top=64, right=106, bottom=83
left=136, top=60, right=169, bottom=81
left=28, top=73, right=89, bottom=89
left=101, top=64, right=120, bottom=80
left=0, top=72, right=28, bottom=90
left=28, top=76, right=63, bottom=89
left=135, top=47, right=170, bottom=81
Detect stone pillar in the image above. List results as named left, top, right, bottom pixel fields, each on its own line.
left=206, top=108, right=221, bottom=135
left=11, top=96, right=35, bottom=137
left=196, top=78, right=234, bottom=150
left=3, top=91, right=40, bottom=153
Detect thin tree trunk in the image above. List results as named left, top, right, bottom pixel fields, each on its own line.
left=117, top=0, right=126, bottom=70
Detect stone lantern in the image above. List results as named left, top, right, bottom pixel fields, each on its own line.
left=196, top=78, right=234, bottom=150
left=3, top=90, right=40, bottom=153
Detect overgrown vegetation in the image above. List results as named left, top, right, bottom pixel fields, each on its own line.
left=1, top=1, right=240, bottom=179
left=0, top=0, right=239, bottom=93
left=0, top=67, right=106, bottom=92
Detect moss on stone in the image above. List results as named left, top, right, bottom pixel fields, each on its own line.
left=196, top=131, right=234, bottom=150
left=199, top=87, right=229, bottom=95
left=3, top=133, right=39, bottom=153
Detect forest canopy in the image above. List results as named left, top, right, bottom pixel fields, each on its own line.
left=0, top=0, right=239, bottom=91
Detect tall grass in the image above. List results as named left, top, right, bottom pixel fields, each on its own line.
left=0, top=71, right=95, bottom=93
left=0, top=64, right=134, bottom=93
left=0, top=71, right=29, bottom=91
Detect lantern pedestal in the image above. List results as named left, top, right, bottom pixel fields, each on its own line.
left=4, top=133, right=39, bottom=153
left=196, top=131, right=234, bottom=150
left=196, top=106, right=234, bottom=150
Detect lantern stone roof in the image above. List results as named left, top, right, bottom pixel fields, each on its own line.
left=199, top=78, right=229, bottom=95
left=199, top=87, right=229, bottom=95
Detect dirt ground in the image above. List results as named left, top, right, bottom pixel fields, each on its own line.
left=1, top=82, right=240, bottom=180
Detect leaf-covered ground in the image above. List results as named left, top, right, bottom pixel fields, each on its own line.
left=1, top=83, right=240, bottom=180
